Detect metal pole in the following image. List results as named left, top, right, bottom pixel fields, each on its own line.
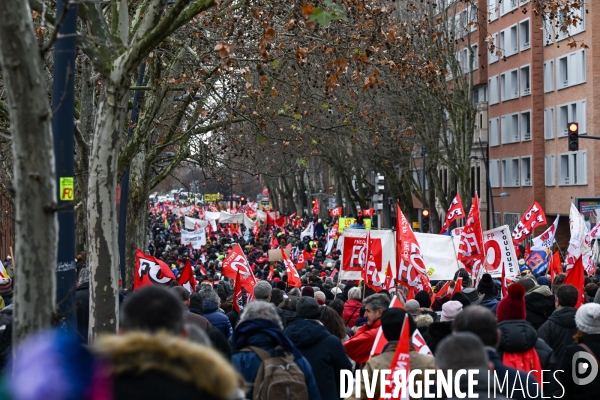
left=422, top=146, right=427, bottom=232
left=53, top=0, right=78, bottom=328
left=118, top=61, right=146, bottom=289
left=478, top=138, right=495, bottom=228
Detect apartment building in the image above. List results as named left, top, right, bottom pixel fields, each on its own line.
left=486, top=0, right=598, bottom=246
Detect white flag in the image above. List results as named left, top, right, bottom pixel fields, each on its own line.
left=532, top=215, right=560, bottom=250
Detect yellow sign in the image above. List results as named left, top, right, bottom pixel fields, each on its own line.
left=412, top=221, right=421, bottom=229
left=59, top=177, right=74, bottom=201
left=203, top=193, right=220, bottom=202
left=338, top=217, right=372, bottom=232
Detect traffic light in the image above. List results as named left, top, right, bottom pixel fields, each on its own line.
left=312, top=200, right=316, bottom=206
left=568, top=122, right=579, bottom=151
left=240, top=197, right=246, bottom=205
left=421, top=209, right=430, bottom=233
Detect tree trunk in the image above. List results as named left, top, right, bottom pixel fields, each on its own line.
left=0, top=0, right=58, bottom=345
left=87, top=80, right=128, bottom=340
left=125, top=149, right=149, bottom=287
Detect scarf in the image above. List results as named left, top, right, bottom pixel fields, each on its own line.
left=232, top=318, right=303, bottom=359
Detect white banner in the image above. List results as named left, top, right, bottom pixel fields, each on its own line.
left=243, top=214, right=256, bottom=230
left=339, top=229, right=396, bottom=281
left=481, top=225, right=519, bottom=279
left=184, top=216, right=208, bottom=230
left=414, top=233, right=461, bottom=281
left=181, top=229, right=207, bottom=249
left=172, top=206, right=193, bottom=216
left=205, top=211, right=221, bottom=221
left=219, top=212, right=244, bottom=224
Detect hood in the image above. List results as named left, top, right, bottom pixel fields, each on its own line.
left=498, top=320, right=537, bottom=353
left=93, top=332, right=242, bottom=400
left=527, top=284, right=553, bottom=297
left=285, top=319, right=330, bottom=348
left=548, top=306, right=577, bottom=329
left=344, top=299, right=362, bottom=311
left=203, top=300, right=219, bottom=313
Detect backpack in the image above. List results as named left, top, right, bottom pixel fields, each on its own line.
left=502, top=347, right=543, bottom=387
left=242, top=345, right=308, bottom=400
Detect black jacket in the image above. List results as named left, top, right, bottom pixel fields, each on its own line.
left=423, top=321, right=452, bottom=355
left=525, top=292, right=556, bottom=330
left=537, top=306, right=578, bottom=362
left=498, top=320, right=556, bottom=369
left=76, top=282, right=90, bottom=344
left=558, top=334, right=600, bottom=400
left=279, top=308, right=296, bottom=327
left=284, top=318, right=352, bottom=400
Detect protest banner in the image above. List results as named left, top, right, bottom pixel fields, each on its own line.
left=180, top=228, right=207, bottom=249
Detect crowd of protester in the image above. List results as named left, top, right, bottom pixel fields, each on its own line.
left=0, top=203, right=599, bottom=400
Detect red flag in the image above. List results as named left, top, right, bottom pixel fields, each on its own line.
left=271, top=236, right=279, bottom=249
left=379, top=314, right=411, bottom=400
left=134, top=249, right=176, bottom=290
left=281, top=248, right=302, bottom=287
left=275, top=216, right=286, bottom=227
left=329, top=207, right=343, bottom=217
left=199, top=262, right=207, bottom=276
left=453, top=276, right=463, bottom=294
left=440, top=193, right=466, bottom=234
left=500, top=263, right=507, bottom=300
left=564, top=256, right=585, bottom=308
left=252, top=220, right=260, bottom=241
left=512, top=201, right=548, bottom=244
left=362, top=230, right=383, bottom=292
left=329, top=268, right=338, bottom=280
left=296, top=251, right=306, bottom=270
left=266, top=212, right=275, bottom=226
left=172, top=221, right=180, bottom=234
left=384, top=261, right=394, bottom=291
left=177, top=259, right=198, bottom=294
left=371, top=296, right=404, bottom=357
left=458, top=194, right=485, bottom=275
left=233, top=269, right=244, bottom=313
left=396, top=203, right=431, bottom=292
left=221, top=244, right=257, bottom=294
left=524, top=243, right=531, bottom=260
left=550, top=250, right=562, bottom=282
left=436, top=280, right=451, bottom=298
left=267, top=265, right=274, bottom=281
left=312, top=199, right=320, bottom=215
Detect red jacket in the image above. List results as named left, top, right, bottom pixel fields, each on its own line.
left=342, top=299, right=362, bottom=328
left=343, top=319, right=381, bottom=365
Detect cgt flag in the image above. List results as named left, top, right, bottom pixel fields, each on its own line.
left=396, top=203, right=431, bottom=292
left=134, top=249, right=176, bottom=290
left=281, top=248, right=302, bottom=287
left=329, top=207, right=343, bottom=217
left=512, top=201, right=547, bottom=244
left=221, top=244, right=257, bottom=294
left=177, top=259, right=198, bottom=294
left=458, top=194, right=485, bottom=275
left=440, top=193, right=465, bottom=234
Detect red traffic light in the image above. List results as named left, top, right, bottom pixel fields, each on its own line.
left=568, top=123, right=579, bottom=133
left=422, top=209, right=430, bottom=217
left=312, top=200, right=316, bottom=205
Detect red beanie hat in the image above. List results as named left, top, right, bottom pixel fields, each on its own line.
left=496, top=283, right=526, bottom=322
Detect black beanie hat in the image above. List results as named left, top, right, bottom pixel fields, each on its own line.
left=414, top=290, right=431, bottom=309
left=451, top=292, right=472, bottom=308
left=477, top=273, right=496, bottom=296
left=381, top=308, right=417, bottom=341
left=296, top=297, right=322, bottom=319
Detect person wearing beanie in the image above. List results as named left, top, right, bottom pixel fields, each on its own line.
left=463, top=287, right=483, bottom=307
left=477, top=273, right=499, bottom=312
left=414, top=290, right=437, bottom=321
left=313, top=290, right=326, bottom=305
left=496, top=283, right=557, bottom=382
left=301, top=286, right=315, bottom=298
left=558, top=303, right=600, bottom=399
left=349, top=308, right=434, bottom=400
left=450, top=292, right=471, bottom=309
left=284, top=297, right=351, bottom=400
left=253, top=280, right=272, bottom=301
left=538, top=284, right=579, bottom=362
left=518, top=276, right=556, bottom=330
left=453, top=268, right=472, bottom=287
left=422, top=301, right=460, bottom=355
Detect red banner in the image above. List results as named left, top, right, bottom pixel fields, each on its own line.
left=342, top=236, right=382, bottom=273
left=134, top=249, right=176, bottom=290
left=357, top=208, right=374, bottom=217
left=512, top=201, right=547, bottom=243
left=440, top=193, right=465, bottom=234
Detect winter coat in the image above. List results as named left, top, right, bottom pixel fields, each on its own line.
left=347, top=342, right=435, bottom=400
left=186, top=311, right=212, bottom=331
left=558, top=334, right=600, bottom=400
left=75, top=282, right=90, bottom=344
left=342, top=299, right=362, bottom=328
left=93, top=331, right=244, bottom=400
left=343, top=319, right=381, bottom=365
left=498, top=320, right=556, bottom=369
left=486, top=347, right=540, bottom=400
left=480, top=295, right=499, bottom=314
left=525, top=286, right=555, bottom=330
left=437, top=368, right=509, bottom=400
left=203, top=300, right=233, bottom=338
left=285, top=318, right=352, bottom=400
left=422, top=321, right=453, bottom=355
left=537, top=306, right=578, bottom=362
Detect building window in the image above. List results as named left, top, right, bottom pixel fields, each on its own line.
left=490, top=159, right=500, bottom=188
left=489, top=33, right=499, bottom=64
left=488, top=0, right=498, bottom=22
left=521, top=156, right=532, bottom=186
left=504, top=213, right=521, bottom=233
left=500, top=25, right=518, bottom=58
left=520, top=65, right=530, bottom=96
left=521, top=111, right=531, bottom=141
left=489, top=118, right=500, bottom=146
left=557, top=99, right=586, bottom=137
left=543, top=17, right=554, bottom=46
left=557, top=5, right=585, bottom=40
left=558, top=151, right=587, bottom=186
left=544, top=107, right=555, bottom=140
left=501, top=113, right=519, bottom=144
left=544, top=60, right=554, bottom=93
left=545, top=154, right=555, bottom=186
left=500, top=0, right=518, bottom=16
left=501, top=69, right=519, bottom=101
left=556, top=50, right=586, bottom=89
left=520, top=19, right=530, bottom=50
left=489, top=75, right=499, bottom=104
left=471, top=45, right=478, bottom=70
left=502, top=158, right=520, bottom=187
